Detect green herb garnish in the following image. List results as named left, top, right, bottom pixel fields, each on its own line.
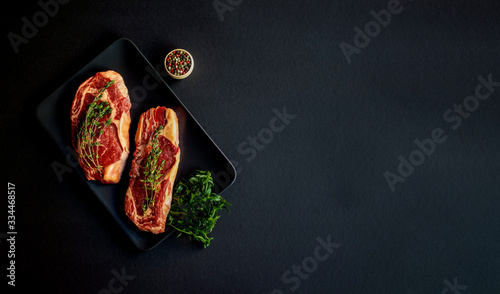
left=168, top=170, right=231, bottom=248
left=77, top=80, right=115, bottom=174
left=140, top=125, right=166, bottom=213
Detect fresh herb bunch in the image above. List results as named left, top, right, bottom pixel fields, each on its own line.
left=77, top=80, right=115, bottom=174
left=168, top=170, right=231, bottom=248
left=140, top=125, right=166, bottom=213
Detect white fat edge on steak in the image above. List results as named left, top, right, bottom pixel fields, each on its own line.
left=98, top=74, right=130, bottom=183
left=70, top=71, right=130, bottom=183
left=127, top=108, right=180, bottom=231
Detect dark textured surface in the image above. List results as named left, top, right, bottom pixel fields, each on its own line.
left=2, top=0, right=500, bottom=293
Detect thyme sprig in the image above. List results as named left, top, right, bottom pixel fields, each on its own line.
left=77, top=80, right=115, bottom=174
left=168, top=170, right=231, bottom=248
left=140, top=125, right=166, bottom=213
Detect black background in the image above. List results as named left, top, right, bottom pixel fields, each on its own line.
left=2, top=0, right=500, bottom=293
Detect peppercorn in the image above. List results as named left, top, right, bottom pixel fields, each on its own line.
left=164, top=49, right=194, bottom=79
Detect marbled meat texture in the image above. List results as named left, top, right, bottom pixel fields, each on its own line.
left=70, top=70, right=131, bottom=184
left=124, top=107, right=180, bottom=234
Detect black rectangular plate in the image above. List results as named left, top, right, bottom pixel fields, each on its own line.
left=36, top=38, right=236, bottom=251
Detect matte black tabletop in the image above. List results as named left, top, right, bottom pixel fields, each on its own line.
left=2, top=0, right=500, bottom=293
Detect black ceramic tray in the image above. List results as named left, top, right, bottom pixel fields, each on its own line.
left=36, top=38, right=236, bottom=250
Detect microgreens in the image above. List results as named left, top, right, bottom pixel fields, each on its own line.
left=168, top=170, right=231, bottom=248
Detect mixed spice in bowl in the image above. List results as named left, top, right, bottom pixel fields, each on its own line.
left=164, top=49, right=194, bottom=79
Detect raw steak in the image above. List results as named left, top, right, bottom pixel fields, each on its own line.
left=124, top=107, right=180, bottom=234
left=70, top=70, right=131, bottom=184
